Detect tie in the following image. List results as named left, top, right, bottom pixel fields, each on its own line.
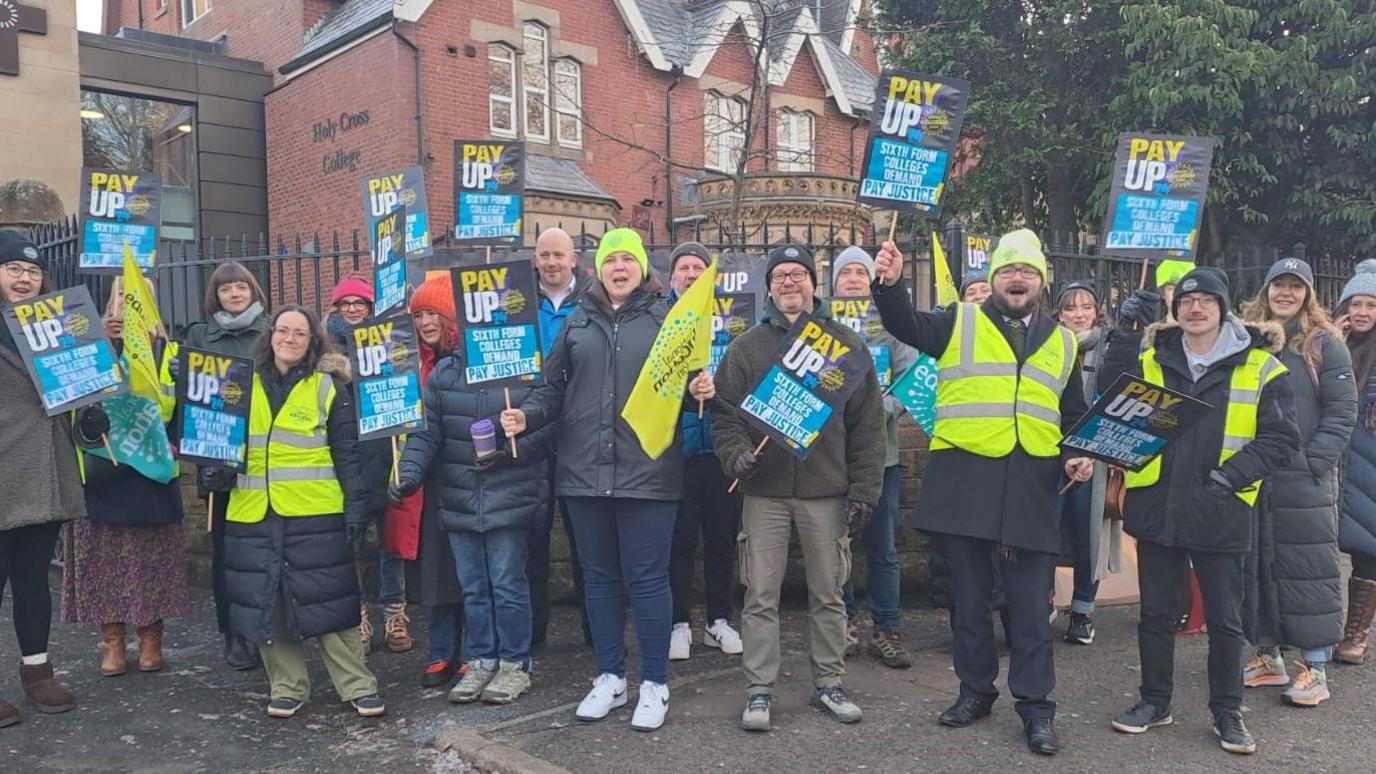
left=1004, top=317, right=1026, bottom=358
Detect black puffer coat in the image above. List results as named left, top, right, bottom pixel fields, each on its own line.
left=224, top=353, right=370, bottom=645
left=398, top=354, right=558, bottom=533
left=521, top=279, right=685, bottom=501
left=1340, top=370, right=1376, bottom=559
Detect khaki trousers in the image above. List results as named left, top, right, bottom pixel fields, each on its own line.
left=259, top=593, right=378, bottom=703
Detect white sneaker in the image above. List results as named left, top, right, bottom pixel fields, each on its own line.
left=669, top=622, right=691, bottom=660
left=704, top=618, right=743, bottom=655
left=630, top=681, right=670, bottom=731
left=575, top=673, right=628, bottom=721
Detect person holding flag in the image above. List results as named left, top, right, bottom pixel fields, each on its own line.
left=499, top=228, right=714, bottom=732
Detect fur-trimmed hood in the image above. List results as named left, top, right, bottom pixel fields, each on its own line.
left=1142, top=316, right=1285, bottom=354
left=317, top=351, right=352, bottom=383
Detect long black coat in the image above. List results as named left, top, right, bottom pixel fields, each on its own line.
left=1340, top=371, right=1376, bottom=559
left=224, top=353, right=371, bottom=644
left=871, top=283, right=1089, bottom=554
left=1247, top=324, right=1355, bottom=649
left=1097, top=320, right=1299, bottom=553
left=398, top=354, right=557, bottom=533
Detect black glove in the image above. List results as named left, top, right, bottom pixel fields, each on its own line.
left=388, top=477, right=420, bottom=503
left=1204, top=468, right=1234, bottom=498
left=76, top=406, right=111, bottom=445
left=1117, top=289, right=1163, bottom=329
left=845, top=500, right=873, bottom=537
left=729, top=449, right=759, bottom=480
left=198, top=466, right=237, bottom=493
left=473, top=447, right=509, bottom=472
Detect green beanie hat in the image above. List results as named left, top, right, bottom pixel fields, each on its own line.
left=986, top=229, right=1047, bottom=283
left=1154, top=259, right=1196, bottom=290
left=595, top=228, right=650, bottom=278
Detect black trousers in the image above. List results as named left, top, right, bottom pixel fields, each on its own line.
left=0, top=521, right=62, bottom=656
left=945, top=534, right=1056, bottom=721
left=526, top=461, right=589, bottom=644
left=1350, top=551, right=1376, bottom=581
left=670, top=456, right=742, bottom=625
left=209, top=492, right=231, bottom=634
left=1137, top=540, right=1245, bottom=715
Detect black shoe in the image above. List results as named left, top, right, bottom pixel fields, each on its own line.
left=421, top=660, right=457, bottom=688
left=266, top=697, right=304, bottom=718
left=352, top=695, right=386, bottom=718
left=938, top=696, right=994, bottom=727
left=1212, top=711, right=1256, bottom=755
left=1064, top=612, right=1095, bottom=645
left=224, top=635, right=259, bottom=671
left=1024, top=718, right=1058, bottom=755
left=1111, top=700, right=1173, bottom=734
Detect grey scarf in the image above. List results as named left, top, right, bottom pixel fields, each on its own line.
left=213, top=301, right=264, bottom=331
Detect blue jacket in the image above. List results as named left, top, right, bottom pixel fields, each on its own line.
left=538, top=274, right=590, bottom=356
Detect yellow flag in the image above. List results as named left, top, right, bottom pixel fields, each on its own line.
left=120, top=243, right=168, bottom=417
left=932, top=232, right=959, bottom=307
left=621, top=260, right=718, bottom=459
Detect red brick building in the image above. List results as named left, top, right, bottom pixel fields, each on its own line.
left=105, top=0, right=881, bottom=244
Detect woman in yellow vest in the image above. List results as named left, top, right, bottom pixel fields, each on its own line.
left=209, top=304, right=383, bottom=719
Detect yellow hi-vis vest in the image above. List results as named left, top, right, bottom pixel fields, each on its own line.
left=932, top=303, right=1077, bottom=458
left=226, top=371, right=344, bottom=523
left=1126, top=346, right=1286, bottom=506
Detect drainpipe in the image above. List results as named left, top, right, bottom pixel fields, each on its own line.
left=392, top=20, right=425, bottom=167
left=664, top=64, right=683, bottom=239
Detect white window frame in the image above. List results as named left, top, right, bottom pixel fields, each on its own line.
left=553, top=58, right=583, bottom=148
left=488, top=44, right=518, bottom=136
left=181, top=0, right=210, bottom=27
left=522, top=22, right=550, bottom=142
left=776, top=109, right=815, bottom=172
left=705, top=91, right=748, bottom=173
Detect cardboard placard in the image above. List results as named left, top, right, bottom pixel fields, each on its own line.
left=1061, top=373, right=1211, bottom=471
left=890, top=354, right=939, bottom=436
left=348, top=315, right=424, bottom=441
left=177, top=346, right=253, bottom=469
left=450, top=260, right=542, bottom=386
left=1102, top=133, right=1214, bottom=260
left=964, top=233, right=992, bottom=280
left=361, top=166, right=432, bottom=259
left=857, top=70, right=970, bottom=218
left=454, top=140, right=524, bottom=242
left=79, top=167, right=161, bottom=273
left=829, top=295, right=892, bottom=387
left=710, top=292, right=755, bottom=376
left=371, top=204, right=408, bottom=316
left=2, top=285, right=126, bottom=415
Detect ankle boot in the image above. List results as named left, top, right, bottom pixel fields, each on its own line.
left=100, top=623, right=127, bottom=677
left=137, top=620, right=165, bottom=673
left=0, top=698, right=19, bottom=728
left=20, top=662, right=76, bottom=714
left=1337, top=577, right=1376, bottom=665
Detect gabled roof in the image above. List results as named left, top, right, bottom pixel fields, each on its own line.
left=525, top=155, right=618, bottom=205
left=280, top=0, right=433, bottom=75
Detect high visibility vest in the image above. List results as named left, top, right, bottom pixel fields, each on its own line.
left=932, top=303, right=1077, bottom=458
left=1125, top=346, right=1286, bottom=506
left=226, top=371, right=344, bottom=523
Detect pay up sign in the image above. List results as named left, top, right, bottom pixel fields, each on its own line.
left=857, top=70, right=969, bottom=218
left=1102, top=133, right=1214, bottom=260
left=830, top=296, right=892, bottom=387
left=348, top=316, right=424, bottom=441
left=372, top=204, right=407, bottom=316
left=454, top=140, right=524, bottom=242
left=451, top=260, right=542, bottom=386
left=79, top=167, right=162, bottom=273
left=1061, top=373, right=1211, bottom=471
left=360, top=166, right=432, bottom=259
left=2, top=285, right=126, bottom=415
left=177, top=346, right=253, bottom=469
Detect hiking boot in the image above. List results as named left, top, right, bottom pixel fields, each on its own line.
left=0, top=698, right=18, bottom=729
left=136, top=620, right=164, bottom=673
left=449, top=660, right=497, bottom=704
left=481, top=661, right=531, bottom=705
left=844, top=622, right=860, bottom=657
left=669, top=622, right=691, bottom=661
left=100, top=623, right=127, bottom=677
left=20, top=662, right=76, bottom=714
left=810, top=685, right=862, bottom=724
left=352, top=695, right=386, bottom=718
left=575, top=673, right=628, bottom=721
left=1337, top=577, right=1376, bottom=664
left=630, top=681, right=669, bottom=732
left=1213, top=711, right=1256, bottom=754
left=266, top=697, right=304, bottom=718
left=1243, top=652, right=1288, bottom=687
left=1064, top=612, right=1095, bottom=645
left=1111, top=700, right=1172, bottom=734
left=740, top=693, right=772, bottom=732
left=704, top=618, right=743, bottom=655
left=383, top=603, right=413, bottom=653
left=357, top=604, right=374, bottom=655
left=1282, top=662, right=1330, bottom=707
left=867, top=630, right=912, bottom=669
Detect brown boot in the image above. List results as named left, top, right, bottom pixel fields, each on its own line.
left=1337, top=577, right=1376, bottom=665
left=20, top=662, right=76, bottom=714
left=0, top=698, right=19, bottom=728
left=100, top=623, right=127, bottom=677
left=137, top=620, right=165, bottom=673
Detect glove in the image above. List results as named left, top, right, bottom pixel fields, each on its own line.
left=845, top=500, right=873, bottom=538
left=76, top=406, right=111, bottom=445
left=388, top=477, right=420, bottom=504
left=473, top=447, right=509, bottom=472
left=729, top=449, right=758, bottom=480
left=1117, top=289, right=1163, bottom=329
left=1204, top=468, right=1234, bottom=498
left=345, top=523, right=367, bottom=552
left=198, top=466, right=237, bottom=494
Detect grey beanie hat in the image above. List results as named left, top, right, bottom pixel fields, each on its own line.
left=1339, top=259, right=1376, bottom=307
left=831, top=245, right=875, bottom=284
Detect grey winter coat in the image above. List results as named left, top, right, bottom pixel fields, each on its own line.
left=1062, top=327, right=1123, bottom=581
left=0, top=342, right=87, bottom=532
left=1341, top=369, right=1376, bottom=558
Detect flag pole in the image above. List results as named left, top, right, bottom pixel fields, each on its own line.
left=505, top=387, right=518, bottom=458
left=391, top=435, right=401, bottom=485
left=727, top=436, right=769, bottom=494
left=102, top=433, right=118, bottom=466
left=206, top=492, right=214, bottom=533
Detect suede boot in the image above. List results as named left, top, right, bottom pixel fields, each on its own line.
left=0, top=698, right=19, bottom=728
left=20, top=662, right=76, bottom=714
left=137, top=620, right=165, bottom=673
left=100, top=623, right=127, bottom=677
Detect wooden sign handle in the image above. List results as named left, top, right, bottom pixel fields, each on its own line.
left=727, top=436, right=770, bottom=494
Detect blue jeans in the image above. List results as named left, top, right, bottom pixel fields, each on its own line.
left=427, top=603, right=462, bottom=665
left=1062, top=478, right=1100, bottom=615
left=843, top=465, right=903, bottom=632
left=564, top=497, right=676, bottom=684
left=448, top=528, right=532, bottom=669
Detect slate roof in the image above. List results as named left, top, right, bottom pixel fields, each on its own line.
left=281, top=0, right=394, bottom=74
left=525, top=155, right=618, bottom=204
left=818, top=34, right=876, bottom=112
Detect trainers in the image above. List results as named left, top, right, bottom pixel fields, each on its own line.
left=382, top=603, right=412, bottom=652
left=704, top=619, right=743, bottom=655
left=669, top=622, right=691, bottom=661
left=421, top=660, right=456, bottom=688
left=740, top=693, right=772, bottom=732
left=844, top=622, right=860, bottom=657
left=481, top=661, right=532, bottom=705
left=1282, top=662, right=1330, bottom=707
left=351, top=695, right=386, bottom=718
left=810, top=685, right=862, bottom=724
left=1213, top=711, right=1256, bottom=754
left=867, top=630, right=912, bottom=669
left=1111, top=700, right=1173, bottom=734
left=630, top=681, right=670, bottom=732
left=1243, top=652, right=1289, bottom=688
left=357, top=603, right=374, bottom=655
left=266, top=697, right=304, bottom=718
left=448, top=660, right=497, bottom=704
left=1064, top=612, right=1095, bottom=645
left=575, top=673, right=628, bottom=721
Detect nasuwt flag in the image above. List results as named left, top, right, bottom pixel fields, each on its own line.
left=621, top=260, right=717, bottom=459
left=932, top=232, right=959, bottom=307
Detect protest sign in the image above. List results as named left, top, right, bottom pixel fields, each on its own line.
left=889, top=354, right=939, bottom=436
left=177, top=346, right=253, bottom=469
left=79, top=167, right=161, bottom=273
left=1102, top=133, right=1214, bottom=260
left=857, top=70, right=969, bottom=218
left=454, top=140, right=524, bottom=242
left=361, top=167, right=432, bottom=259
left=830, top=296, right=892, bottom=387
left=450, top=260, right=542, bottom=386
left=964, top=233, right=992, bottom=279
left=739, top=313, right=874, bottom=458
left=1061, top=373, right=1211, bottom=471
left=710, top=292, right=756, bottom=375
left=2, top=285, right=126, bottom=415
left=348, top=315, right=424, bottom=441
left=372, top=204, right=408, bottom=316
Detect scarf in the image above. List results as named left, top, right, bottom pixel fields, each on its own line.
left=213, top=301, right=264, bottom=331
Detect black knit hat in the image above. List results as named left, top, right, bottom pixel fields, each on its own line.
left=669, top=241, right=711, bottom=273
left=1056, top=279, right=1099, bottom=308
left=1171, top=266, right=1231, bottom=318
left=765, top=244, right=816, bottom=286
left=0, top=229, right=44, bottom=272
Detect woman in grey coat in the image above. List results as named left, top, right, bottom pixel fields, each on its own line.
left=1240, top=258, right=1357, bottom=706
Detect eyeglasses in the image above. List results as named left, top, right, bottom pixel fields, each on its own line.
left=1176, top=295, right=1219, bottom=310
left=994, top=265, right=1041, bottom=279
left=337, top=300, right=370, bottom=311
left=769, top=269, right=812, bottom=286
left=1, top=263, right=42, bottom=280
left=272, top=327, right=311, bottom=341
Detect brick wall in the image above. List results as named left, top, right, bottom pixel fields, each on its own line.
left=112, top=0, right=312, bottom=76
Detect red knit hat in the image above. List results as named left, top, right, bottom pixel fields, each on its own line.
left=409, top=274, right=456, bottom=324
left=331, top=275, right=375, bottom=305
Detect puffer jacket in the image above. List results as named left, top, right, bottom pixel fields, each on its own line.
left=398, top=353, right=558, bottom=533
left=1341, top=368, right=1376, bottom=558
left=521, top=278, right=685, bottom=501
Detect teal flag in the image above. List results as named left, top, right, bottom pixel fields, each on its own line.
left=889, top=353, right=939, bottom=436
left=86, top=354, right=178, bottom=484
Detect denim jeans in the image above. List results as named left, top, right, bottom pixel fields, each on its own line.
left=1061, top=476, right=1100, bottom=615
left=427, top=603, right=463, bottom=665
left=843, top=465, right=903, bottom=632
left=373, top=508, right=404, bottom=606
left=564, top=497, right=676, bottom=685
left=448, top=528, right=532, bottom=669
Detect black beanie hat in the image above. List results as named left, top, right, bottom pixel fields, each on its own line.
left=1056, top=279, right=1099, bottom=308
left=1171, top=266, right=1231, bottom=318
left=765, top=244, right=816, bottom=285
left=669, top=241, right=711, bottom=273
left=0, top=229, right=44, bottom=272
